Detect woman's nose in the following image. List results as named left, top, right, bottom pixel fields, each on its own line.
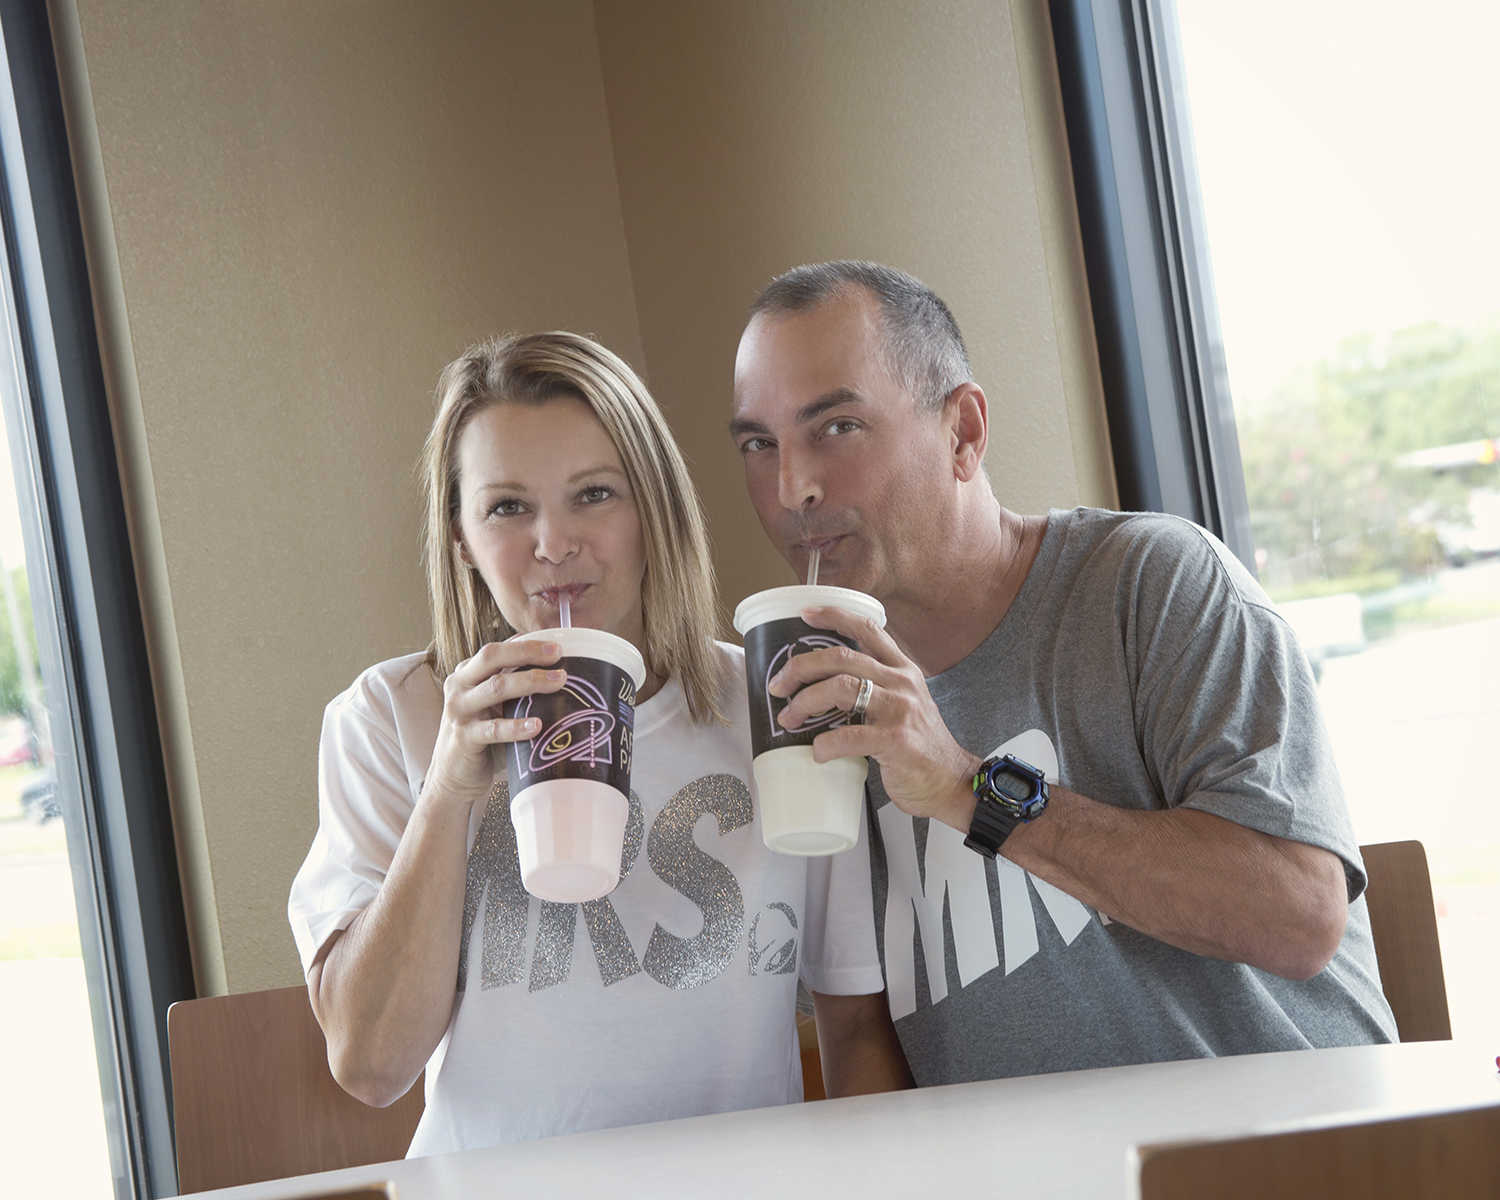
left=532, top=512, right=580, bottom=564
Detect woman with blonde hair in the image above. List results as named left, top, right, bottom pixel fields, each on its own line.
left=288, top=332, right=892, bottom=1156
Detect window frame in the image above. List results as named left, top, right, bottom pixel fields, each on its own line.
left=0, top=3, right=194, bottom=1196
left=1049, top=0, right=1255, bottom=569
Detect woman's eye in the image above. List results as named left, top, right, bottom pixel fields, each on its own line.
left=489, top=498, right=526, bottom=517
left=579, top=485, right=614, bottom=504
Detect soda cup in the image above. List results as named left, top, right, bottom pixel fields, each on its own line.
left=502, top=627, right=645, bottom=901
left=732, top=585, right=886, bottom=855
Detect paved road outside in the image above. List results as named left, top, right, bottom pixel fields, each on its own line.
left=0, top=907, right=115, bottom=1198
left=1316, top=566, right=1500, bottom=1044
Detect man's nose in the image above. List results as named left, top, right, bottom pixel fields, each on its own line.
left=777, top=447, right=822, bottom=513
left=533, top=511, right=579, bottom=564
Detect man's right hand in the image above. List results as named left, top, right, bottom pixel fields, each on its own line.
left=768, top=604, right=982, bottom=832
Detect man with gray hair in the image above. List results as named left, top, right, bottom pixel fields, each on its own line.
left=729, top=260, right=1396, bottom=1090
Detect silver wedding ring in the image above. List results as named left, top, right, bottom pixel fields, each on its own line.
left=848, top=676, right=874, bottom=726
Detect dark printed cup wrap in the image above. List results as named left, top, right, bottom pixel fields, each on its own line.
left=503, top=656, right=637, bottom=794
left=743, top=617, right=858, bottom=756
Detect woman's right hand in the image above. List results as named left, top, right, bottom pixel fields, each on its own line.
left=424, top=638, right=567, bottom=806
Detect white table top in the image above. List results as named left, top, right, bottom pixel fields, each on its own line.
left=179, top=1040, right=1500, bottom=1199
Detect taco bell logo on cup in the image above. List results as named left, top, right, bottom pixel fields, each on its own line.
left=502, top=627, right=645, bottom=903
left=510, top=667, right=634, bottom=787
left=733, top=585, right=886, bottom=856
left=755, top=629, right=853, bottom=745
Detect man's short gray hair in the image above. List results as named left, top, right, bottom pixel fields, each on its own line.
left=748, top=260, right=972, bottom=410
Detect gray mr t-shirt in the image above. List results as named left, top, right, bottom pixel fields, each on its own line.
left=864, top=508, right=1396, bottom=1085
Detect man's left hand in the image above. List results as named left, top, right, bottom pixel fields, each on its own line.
left=768, top=605, right=980, bottom=829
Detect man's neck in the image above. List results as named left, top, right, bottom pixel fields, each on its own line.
left=883, top=501, right=1046, bottom=677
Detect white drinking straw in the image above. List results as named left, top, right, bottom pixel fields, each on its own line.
left=559, top=592, right=572, bottom=629
left=806, top=546, right=820, bottom=588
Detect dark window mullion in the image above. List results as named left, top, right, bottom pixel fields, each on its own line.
left=1142, top=0, right=1256, bottom=564
left=0, top=3, right=194, bottom=1196
left=1050, top=0, right=1255, bottom=570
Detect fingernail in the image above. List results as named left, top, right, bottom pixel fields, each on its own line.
left=527, top=718, right=541, bottom=733
left=546, top=669, right=566, bottom=681
left=767, top=673, right=785, bottom=696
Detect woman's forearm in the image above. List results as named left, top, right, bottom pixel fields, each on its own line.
left=310, top=784, right=478, bottom=1106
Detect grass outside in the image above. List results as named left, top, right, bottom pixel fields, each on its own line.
left=0, top=923, right=80, bottom=958
left=0, top=759, right=38, bottom=819
left=1272, top=566, right=1500, bottom=645
left=1365, top=590, right=1500, bottom=640
left=1273, top=569, right=1403, bottom=603
left=1, top=759, right=76, bottom=964
left=1426, top=840, right=1500, bottom=890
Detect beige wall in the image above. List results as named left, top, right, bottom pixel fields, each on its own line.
left=595, top=0, right=1115, bottom=610
left=55, top=0, right=645, bottom=991
left=53, top=0, right=1111, bottom=993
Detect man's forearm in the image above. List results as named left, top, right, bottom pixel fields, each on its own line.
left=936, top=781, right=1347, bottom=980
left=811, top=991, right=915, bottom=1097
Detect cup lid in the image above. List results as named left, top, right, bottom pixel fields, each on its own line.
left=732, top=584, right=886, bottom=634
left=509, top=627, right=646, bottom=687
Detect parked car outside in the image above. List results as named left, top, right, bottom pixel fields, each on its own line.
left=0, top=716, right=38, bottom=767
left=19, top=768, right=58, bottom=824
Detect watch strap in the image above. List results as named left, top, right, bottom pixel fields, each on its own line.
left=963, top=786, right=1021, bottom=858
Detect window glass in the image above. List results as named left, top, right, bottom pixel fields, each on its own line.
left=0, top=303, right=116, bottom=1195
left=1172, top=0, right=1499, bottom=1040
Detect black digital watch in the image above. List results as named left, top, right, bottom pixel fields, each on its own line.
left=964, top=753, right=1049, bottom=858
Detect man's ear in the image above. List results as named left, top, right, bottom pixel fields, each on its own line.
left=946, top=383, right=988, bottom=482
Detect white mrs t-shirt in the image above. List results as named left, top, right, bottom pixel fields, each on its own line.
left=287, top=640, right=883, bottom=1156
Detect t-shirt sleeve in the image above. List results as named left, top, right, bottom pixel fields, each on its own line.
left=1126, top=520, right=1367, bottom=902
left=286, top=685, right=416, bottom=974
left=798, top=801, right=887, bottom=996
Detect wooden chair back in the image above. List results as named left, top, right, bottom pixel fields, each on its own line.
left=798, top=1011, right=826, bottom=1101
left=1359, top=840, right=1451, bottom=1042
left=1134, top=1102, right=1500, bottom=1199
left=167, top=985, right=423, bottom=1194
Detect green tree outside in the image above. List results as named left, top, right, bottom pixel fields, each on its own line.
left=1240, top=323, right=1500, bottom=599
left=0, top=566, right=40, bottom=717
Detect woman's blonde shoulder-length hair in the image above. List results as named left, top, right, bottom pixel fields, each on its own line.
left=419, top=331, right=726, bottom=724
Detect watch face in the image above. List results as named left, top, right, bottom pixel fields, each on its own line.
left=992, top=767, right=1035, bottom=803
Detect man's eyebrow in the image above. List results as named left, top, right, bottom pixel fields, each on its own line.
left=727, top=414, right=769, bottom=438
left=728, top=388, right=866, bottom=438
left=795, top=388, right=864, bottom=424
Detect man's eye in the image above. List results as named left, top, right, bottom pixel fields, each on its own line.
left=739, top=436, right=774, bottom=454
left=579, top=485, right=615, bottom=504
left=823, top=418, right=860, bottom=437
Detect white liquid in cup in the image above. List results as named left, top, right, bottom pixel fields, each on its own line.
left=732, top=585, right=887, bottom=856
left=506, top=627, right=645, bottom=903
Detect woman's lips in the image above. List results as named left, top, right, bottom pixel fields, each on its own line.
left=537, top=583, right=590, bottom=607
